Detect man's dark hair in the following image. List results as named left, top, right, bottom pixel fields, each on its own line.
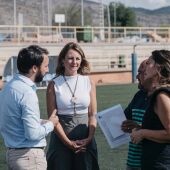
left=17, top=45, right=49, bottom=74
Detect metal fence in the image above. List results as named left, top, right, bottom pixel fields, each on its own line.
left=1, top=25, right=170, bottom=44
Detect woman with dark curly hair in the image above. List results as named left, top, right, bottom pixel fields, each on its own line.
left=131, top=50, right=170, bottom=170
left=46, top=42, right=99, bottom=170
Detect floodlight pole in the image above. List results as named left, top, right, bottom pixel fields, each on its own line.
left=113, top=0, right=117, bottom=38
left=14, top=0, right=16, bottom=25
left=107, top=0, right=111, bottom=27
left=42, top=0, right=45, bottom=25
left=114, top=1, right=116, bottom=27
left=81, top=0, right=84, bottom=26
left=101, top=0, right=104, bottom=27
left=47, top=0, right=51, bottom=26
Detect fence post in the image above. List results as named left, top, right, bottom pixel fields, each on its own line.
left=131, top=45, right=137, bottom=83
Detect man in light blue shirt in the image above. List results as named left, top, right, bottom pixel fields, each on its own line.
left=0, top=45, right=58, bottom=170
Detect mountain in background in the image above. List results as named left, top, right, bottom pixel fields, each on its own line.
left=131, top=6, right=170, bottom=26
left=0, top=0, right=170, bottom=27
left=0, top=0, right=101, bottom=26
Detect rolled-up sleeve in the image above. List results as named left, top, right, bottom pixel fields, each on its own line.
left=21, top=91, right=54, bottom=141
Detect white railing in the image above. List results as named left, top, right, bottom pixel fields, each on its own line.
left=0, top=25, right=170, bottom=44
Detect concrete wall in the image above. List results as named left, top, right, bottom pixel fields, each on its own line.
left=1, top=43, right=170, bottom=84
left=90, top=71, right=132, bottom=84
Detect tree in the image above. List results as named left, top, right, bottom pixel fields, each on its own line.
left=105, top=2, right=137, bottom=27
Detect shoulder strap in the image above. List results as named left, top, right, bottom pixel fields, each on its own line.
left=150, top=87, right=170, bottom=106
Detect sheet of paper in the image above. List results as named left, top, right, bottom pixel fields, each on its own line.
left=96, top=104, right=130, bottom=149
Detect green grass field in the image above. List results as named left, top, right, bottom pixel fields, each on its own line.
left=0, top=83, right=138, bottom=170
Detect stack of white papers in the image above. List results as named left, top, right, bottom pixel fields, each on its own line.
left=96, top=104, right=130, bottom=149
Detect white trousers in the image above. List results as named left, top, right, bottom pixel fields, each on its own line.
left=6, top=148, right=47, bottom=170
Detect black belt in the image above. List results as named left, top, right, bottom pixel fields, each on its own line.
left=8, top=147, right=44, bottom=150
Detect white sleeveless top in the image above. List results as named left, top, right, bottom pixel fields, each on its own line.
left=53, top=75, right=91, bottom=115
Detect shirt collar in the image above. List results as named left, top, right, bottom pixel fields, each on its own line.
left=15, top=74, right=37, bottom=91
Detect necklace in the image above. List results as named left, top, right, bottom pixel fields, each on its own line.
left=63, top=75, right=79, bottom=114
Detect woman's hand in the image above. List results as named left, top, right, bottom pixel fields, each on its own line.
left=66, top=140, right=82, bottom=152
left=121, top=120, right=141, bottom=133
left=131, top=128, right=144, bottom=144
left=76, top=137, right=92, bottom=146
left=66, top=140, right=88, bottom=154
left=73, top=137, right=92, bottom=153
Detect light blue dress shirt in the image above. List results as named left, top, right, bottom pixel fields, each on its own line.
left=0, top=74, right=54, bottom=148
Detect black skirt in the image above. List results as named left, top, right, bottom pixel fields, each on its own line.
left=47, top=113, right=99, bottom=170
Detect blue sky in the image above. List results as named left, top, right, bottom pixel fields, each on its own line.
left=91, top=0, right=170, bottom=10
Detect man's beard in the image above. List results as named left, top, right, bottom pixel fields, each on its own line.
left=35, top=70, right=44, bottom=83
left=138, top=82, right=142, bottom=90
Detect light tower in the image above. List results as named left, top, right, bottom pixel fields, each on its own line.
left=81, top=0, right=84, bottom=26
left=14, top=0, right=16, bottom=25
left=99, top=0, right=104, bottom=27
